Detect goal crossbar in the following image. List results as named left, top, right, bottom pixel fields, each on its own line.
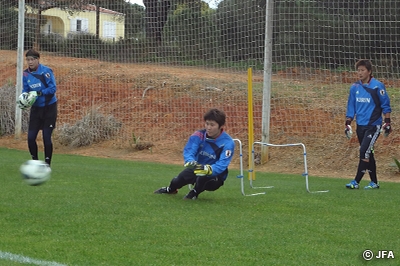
left=247, top=141, right=329, bottom=194
left=191, top=139, right=328, bottom=196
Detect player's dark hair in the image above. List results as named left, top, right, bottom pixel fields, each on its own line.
left=25, top=49, right=40, bottom=59
left=204, top=108, right=226, bottom=127
left=355, top=59, right=373, bottom=74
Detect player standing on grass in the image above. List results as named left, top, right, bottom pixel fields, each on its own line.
left=22, top=49, right=58, bottom=167
left=344, top=59, right=392, bottom=189
left=154, top=108, right=235, bottom=200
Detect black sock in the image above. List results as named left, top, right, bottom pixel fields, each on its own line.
left=44, top=143, right=53, bottom=166
left=28, top=141, right=38, bottom=160
left=368, top=157, right=377, bottom=183
left=355, top=160, right=369, bottom=183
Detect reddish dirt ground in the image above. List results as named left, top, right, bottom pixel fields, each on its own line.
left=1, top=50, right=399, bottom=183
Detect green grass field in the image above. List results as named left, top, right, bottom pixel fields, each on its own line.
left=0, top=147, right=399, bottom=266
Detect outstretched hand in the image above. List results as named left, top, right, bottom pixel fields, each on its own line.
left=184, top=161, right=197, bottom=169
left=193, top=164, right=212, bottom=176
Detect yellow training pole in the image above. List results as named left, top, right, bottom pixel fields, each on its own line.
left=247, top=68, right=255, bottom=180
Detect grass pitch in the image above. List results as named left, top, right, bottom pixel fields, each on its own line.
left=0, top=147, right=399, bottom=266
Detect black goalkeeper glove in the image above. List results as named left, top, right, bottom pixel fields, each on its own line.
left=382, top=118, right=392, bottom=137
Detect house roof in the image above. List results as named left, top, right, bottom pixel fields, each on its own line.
left=35, top=1, right=124, bottom=16
left=85, top=4, right=124, bottom=16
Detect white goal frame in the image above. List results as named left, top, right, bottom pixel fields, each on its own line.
left=234, top=139, right=268, bottom=196
left=245, top=141, right=329, bottom=195
left=191, top=139, right=328, bottom=195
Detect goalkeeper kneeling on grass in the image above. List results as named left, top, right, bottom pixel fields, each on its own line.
left=154, top=108, right=235, bottom=200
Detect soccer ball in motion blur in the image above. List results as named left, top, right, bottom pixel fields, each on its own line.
left=20, top=160, right=51, bottom=186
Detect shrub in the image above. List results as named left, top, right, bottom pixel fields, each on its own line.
left=40, top=33, right=66, bottom=53
left=64, top=33, right=103, bottom=58
left=0, top=84, right=29, bottom=136
left=394, top=158, right=400, bottom=173
left=56, top=108, right=122, bottom=147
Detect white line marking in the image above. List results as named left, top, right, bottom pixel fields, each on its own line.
left=0, top=251, right=67, bottom=266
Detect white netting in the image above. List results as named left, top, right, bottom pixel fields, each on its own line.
left=1, top=0, right=399, bottom=175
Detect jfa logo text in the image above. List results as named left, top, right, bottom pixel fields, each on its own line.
left=363, top=249, right=395, bottom=261
left=376, top=250, right=395, bottom=259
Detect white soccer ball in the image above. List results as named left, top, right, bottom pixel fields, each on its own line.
left=16, top=91, right=37, bottom=110
left=20, top=160, right=51, bottom=186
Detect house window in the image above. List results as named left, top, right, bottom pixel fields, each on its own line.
left=76, top=20, right=82, bottom=32
left=71, top=18, right=88, bottom=33
left=103, top=21, right=116, bottom=39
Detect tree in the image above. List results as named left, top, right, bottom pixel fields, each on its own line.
left=0, top=3, right=18, bottom=49
left=216, top=0, right=265, bottom=62
left=163, top=1, right=216, bottom=61
left=143, top=0, right=171, bottom=46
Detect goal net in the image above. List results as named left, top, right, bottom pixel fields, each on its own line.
left=0, top=0, right=398, bottom=176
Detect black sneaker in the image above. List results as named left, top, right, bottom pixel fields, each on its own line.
left=183, top=189, right=198, bottom=200
left=154, top=187, right=178, bottom=194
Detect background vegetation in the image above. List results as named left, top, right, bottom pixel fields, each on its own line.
left=0, top=84, right=29, bottom=136
left=1, top=0, right=399, bottom=74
